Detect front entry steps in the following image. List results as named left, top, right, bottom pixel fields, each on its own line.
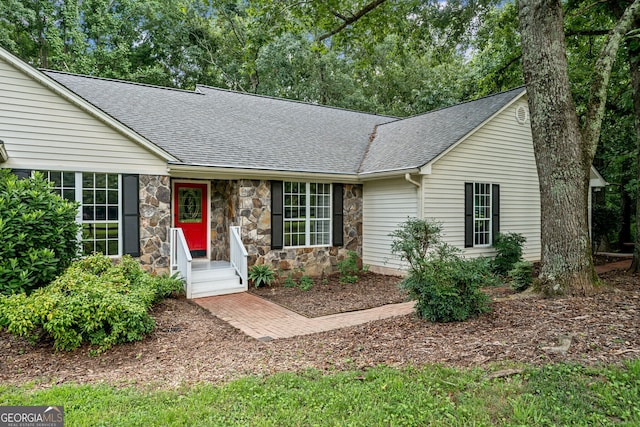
left=190, top=259, right=246, bottom=298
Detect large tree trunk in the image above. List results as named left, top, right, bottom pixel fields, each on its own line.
left=518, top=0, right=597, bottom=295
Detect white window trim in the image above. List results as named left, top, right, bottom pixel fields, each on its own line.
left=473, top=182, right=492, bottom=248
left=283, top=182, right=332, bottom=248
left=39, top=170, right=123, bottom=257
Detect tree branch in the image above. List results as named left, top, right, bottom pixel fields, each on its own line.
left=583, top=0, right=640, bottom=162
left=316, top=0, right=388, bottom=42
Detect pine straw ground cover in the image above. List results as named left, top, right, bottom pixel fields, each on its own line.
left=0, top=262, right=639, bottom=388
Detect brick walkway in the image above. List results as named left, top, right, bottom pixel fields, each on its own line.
left=194, top=292, right=415, bottom=341
left=195, top=260, right=632, bottom=341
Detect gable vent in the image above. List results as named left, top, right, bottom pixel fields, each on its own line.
left=515, top=105, right=529, bottom=125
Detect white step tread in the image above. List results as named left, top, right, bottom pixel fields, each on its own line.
left=182, top=260, right=248, bottom=298
left=191, top=267, right=237, bottom=283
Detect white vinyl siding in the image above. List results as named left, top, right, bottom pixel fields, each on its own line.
left=363, top=178, right=418, bottom=271
left=422, top=100, right=541, bottom=261
left=0, top=58, right=167, bottom=175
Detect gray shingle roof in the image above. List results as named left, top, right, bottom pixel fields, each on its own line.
left=43, top=70, right=524, bottom=176
left=359, top=87, right=526, bottom=174
left=44, top=71, right=393, bottom=175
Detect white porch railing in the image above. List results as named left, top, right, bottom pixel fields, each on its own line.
left=230, top=226, right=248, bottom=287
left=170, top=227, right=193, bottom=298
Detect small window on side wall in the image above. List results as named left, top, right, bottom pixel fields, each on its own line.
left=465, top=182, right=500, bottom=248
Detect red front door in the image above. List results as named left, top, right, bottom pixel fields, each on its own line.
left=174, top=182, right=208, bottom=257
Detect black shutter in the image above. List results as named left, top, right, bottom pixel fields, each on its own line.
left=332, top=183, right=344, bottom=247
left=11, top=169, right=31, bottom=179
left=271, top=181, right=283, bottom=249
left=464, top=182, right=474, bottom=248
left=492, top=184, right=500, bottom=244
left=122, top=174, right=140, bottom=256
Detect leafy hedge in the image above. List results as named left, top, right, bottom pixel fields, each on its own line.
left=0, top=169, right=80, bottom=295
left=0, top=255, right=183, bottom=352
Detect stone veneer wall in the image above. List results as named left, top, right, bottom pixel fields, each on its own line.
left=236, top=179, right=271, bottom=263
left=210, top=180, right=237, bottom=260
left=236, top=180, right=364, bottom=276
left=136, top=177, right=363, bottom=277
left=138, top=175, right=171, bottom=274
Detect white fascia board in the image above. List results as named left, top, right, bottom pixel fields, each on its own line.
left=0, top=46, right=177, bottom=163
left=356, top=167, right=421, bottom=181
left=420, top=89, right=528, bottom=173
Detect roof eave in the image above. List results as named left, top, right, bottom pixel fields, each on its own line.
left=167, top=163, right=360, bottom=183
left=590, top=165, right=608, bottom=187
left=356, top=167, right=421, bottom=181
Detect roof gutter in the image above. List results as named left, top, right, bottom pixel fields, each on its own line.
left=167, top=164, right=360, bottom=183
left=356, top=167, right=421, bottom=181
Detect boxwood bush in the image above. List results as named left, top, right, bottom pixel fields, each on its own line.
left=0, top=169, right=80, bottom=295
left=0, top=254, right=183, bottom=352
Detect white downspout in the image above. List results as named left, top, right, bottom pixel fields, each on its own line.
left=405, top=173, right=423, bottom=219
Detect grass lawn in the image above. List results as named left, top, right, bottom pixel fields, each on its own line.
left=1, top=362, right=639, bottom=426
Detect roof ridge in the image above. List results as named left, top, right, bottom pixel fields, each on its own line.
left=195, top=84, right=398, bottom=119
left=41, top=69, right=203, bottom=95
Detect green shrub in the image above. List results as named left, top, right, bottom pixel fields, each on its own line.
left=509, top=261, right=534, bottom=292
left=337, top=250, right=367, bottom=284
left=492, top=232, right=526, bottom=275
left=400, top=245, right=493, bottom=322
left=389, top=218, right=443, bottom=275
left=282, top=275, right=297, bottom=288
left=0, top=170, right=80, bottom=295
left=280, top=268, right=314, bottom=291
left=391, top=218, right=496, bottom=322
left=0, top=254, right=183, bottom=352
left=298, top=275, right=314, bottom=291
left=249, top=264, right=276, bottom=288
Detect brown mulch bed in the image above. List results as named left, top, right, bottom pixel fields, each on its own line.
left=249, top=271, right=408, bottom=317
left=1, top=265, right=639, bottom=388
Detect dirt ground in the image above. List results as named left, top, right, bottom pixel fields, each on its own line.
left=1, top=261, right=639, bottom=388
left=249, top=271, right=408, bottom=317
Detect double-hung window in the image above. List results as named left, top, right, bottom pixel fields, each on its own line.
left=81, top=172, right=121, bottom=256
left=283, top=182, right=331, bottom=247
left=465, top=182, right=500, bottom=248
left=473, top=183, right=492, bottom=246
left=40, top=170, right=122, bottom=256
